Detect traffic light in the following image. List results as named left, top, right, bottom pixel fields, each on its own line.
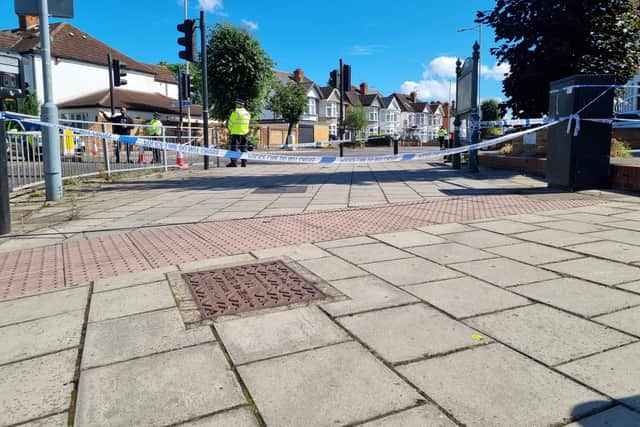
left=177, top=19, right=198, bottom=62
left=329, top=70, right=338, bottom=88
left=112, top=59, right=127, bottom=87
left=180, top=72, right=194, bottom=101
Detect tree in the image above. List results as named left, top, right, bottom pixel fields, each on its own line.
left=158, top=61, right=203, bottom=105
left=206, top=23, right=274, bottom=123
left=267, top=80, right=307, bottom=140
left=481, top=99, right=503, bottom=122
left=477, top=0, right=640, bottom=118
left=344, top=106, right=368, bottom=139
left=2, top=93, right=39, bottom=116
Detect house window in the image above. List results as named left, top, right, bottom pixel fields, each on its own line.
left=368, top=107, right=378, bottom=122
left=305, top=99, right=317, bottom=116
left=386, top=111, right=397, bottom=123
left=326, top=102, right=337, bottom=118
left=417, top=114, right=426, bottom=126
left=329, top=123, right=337, bottom=136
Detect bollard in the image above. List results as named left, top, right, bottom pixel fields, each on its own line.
left=339, top=142, right=344, bottom=157
left=393, top=136, right=399, bottom=155
left=0, top=118, right=11, bottom=235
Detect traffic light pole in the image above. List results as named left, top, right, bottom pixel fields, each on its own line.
left=39, top=0, right=63, bottom=201
left=107, top=53, right=116, bottom=116
left=200, top=10, right=210, bottom=170
left=338, top=58, right=344, bottom=158
left=0, top=118, right=11, bottom=235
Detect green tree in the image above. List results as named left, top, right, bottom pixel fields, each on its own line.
left=344, top=106, right=368, bottom=139
left=206, top=23, right=274, bottom=123
left=158, top=61, right=203, bottom=105
left=481, top=99, right=503, bottom=122
left=3, top=93, right=39, bottom=116
left=477, top=0, right=640, bottom=118
left=267, top=80, right=307, bottom=140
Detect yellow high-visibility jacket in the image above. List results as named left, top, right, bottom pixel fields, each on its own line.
left=228, top=107, right=250, bottom=135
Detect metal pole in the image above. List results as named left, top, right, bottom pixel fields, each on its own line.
left=214, top=126, right=220, bottom=168
left=162, top=126, right=168, bottom=172
left=108, top=53, right=115, bottom=116
left=0, top=118, right=11, bottom=235
left=338, top=59, right=344, bottom=158
left=185, top=0, right=193, bottom=147
left=200, top=10, right=210, bottom=170
left=469, top=42, right=480, bottom=173
left=101, top=123, right=111, bottom=178
left=39, top=0, right=62, bottom=201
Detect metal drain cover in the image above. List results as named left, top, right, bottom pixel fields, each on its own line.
left=253, top=185, right=308, bottom=194
left=182, top=261, right=323, bottom=318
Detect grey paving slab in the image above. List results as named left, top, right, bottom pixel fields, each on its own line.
left=362, top=257, right=462, bottom=286
left=338, top=304, right=487, bottom=364
left=251, top=243, right=329, bottom=261
left=405, top=276, right=531, bottom=319
left=361, top=405, right=456, bottom=427
left=75, top=343, right=245, bottom=427
left=315, top=236, right=377, bottom=248
left=606, top=220, right=640, bottom=232
left=408, top=242, right=496, bottom=265
left=487, top=242, right=583, bottom=265
left=595, top=306, right=640, bottom=337
left=619, top=281, right=640, bottom=293
left=0, top=286, right=88, bottom=327
left=565, top=406, right=640, bottom=427
left=587, top=229, right=640, bottom=246
left=574, top=205, right=633, bottom=216
left=321, top=275, right=417, bottom=317
left=505, top=213, right=565, bottom=224
left=558, top=342, right=640, bottom=410
left=471, top=219, right=542, bottom=234
left=450, top=258, right=558, bottom=288
left=237, top=341, right=422, bottom=427
left=179, top=407, right=259, bottom=426
left=88, top=281, right=176, bottom=322
left=539, top=220, right=613, bottom=234
left=515, top=229, right=602, bottom=247
left=18, top=412, right=69, bottom=427
left=567, top=241, right=640, bottom=263
left=445, top=230, right=521, bottom=249
left=216, top=307, right=349, bottom=365
left=544, top=258, right=640, bottom=286
left=82, top=308, right=213, bottom=369
left=466, top=304, right=635, bottom=365
left=371, top=230, right=446, bottom=248
left=417, top=223, right=476, bottom=235
left=397, top=344, right=609, bottom=427
left=0, top=349, right=77, bottom=426
left=612, top=211, right=640, bottom=221
left=178, top=253, right=255, bottom=272
left=514, top=278, right=640, bottom=317
left=299, top=256, right=368, bottom=281
left=94, top=265, right=178, bottom=292
left=554, top=212, right=621, bottom=224
left=0, top=309, right=84, bottom=366
left=328, top=243, right=412, bottom=265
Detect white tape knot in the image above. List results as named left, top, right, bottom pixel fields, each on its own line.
left=567, top=114, right=581, bottom=137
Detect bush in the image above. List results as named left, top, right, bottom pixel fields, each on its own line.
left=611, top=138, right=632, bottom=158
left=481, top=127, right=502, bottom=139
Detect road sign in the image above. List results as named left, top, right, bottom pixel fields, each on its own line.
left=15, top=0, right=74, bottom=18
left=169, top=100, right=192, bottom=108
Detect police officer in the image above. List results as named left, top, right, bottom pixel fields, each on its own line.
left=227, top=99, right=251, bottom=167
left=438, top=126, right=447, bottom=150
left=146, top=112, right=163, bottom=163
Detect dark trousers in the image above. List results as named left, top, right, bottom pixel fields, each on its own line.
left=229, top=134, right=248, bottom=166
left=439, top=136, right=445, bottom=149
left=152, top=148, right=162, bottom=163
left=114, top=141, right=132, bottom=163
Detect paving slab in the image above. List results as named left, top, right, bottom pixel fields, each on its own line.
left=565, top=406, right=640, bottom=427
left=487, top=242, right=583, bottom=265
left=0, top=309, right=84, bottom=366
left=177, top=254, right=256, bottom=272
left=371, top=230, right=446, bottom=248
left=417, top=223, right=476, bottom=235
left=606, top=220, right=640, bottom=232
left=18, top=412, right=69, bottom=427
left=0, top=286, right=88, bottom=328
left=360, top=405, right=456, bottom=427
left=504, top=213, right=558, bottom=224
left=554, top=212, right=620, bottom=224
left=444, top=230, right=521, bottom=249
left=216, top=307, right=349, bottom=365
left=321, top=275, right=417, bottom=317
left=315, top=236, right=377, bottom=248
left=471, top=219, right=541, bottom=234
left=405, top=276, right=531, bottom=319
left=466, top=304, right=635, bottom=365
left=566, top=241, right=640, bottom=264
left=538, top=220, right=613, bottom=234
left=82, top=308, right=213, bottom=369
left=513, top=278, right=640, bottom=317
left=75, top=343, right=245, bottom=427
left=299, top=257, right=368, bottom=281
left=93, top=265, right=178, bottom=292
left=361, top=257, right=462, bottom=286
left=587, top=229, right=640, bottom=246
left=178, top=407, right=259, bottom=426
left=0, top=349, right=77, bottom=426
left=544, top=258, right=640, bottom=286
left=408, top=242, right=496, bottom=265
left=251, top=243, right=329, bottom=261
left=338, top=304, right=487, bottom=364
left=558, top=342, right=640, bottom=410
left=237, top=341, right=422, bottom=427
left=88, top=281, right=176, bottom=322
left=594, top=306, right=640, bottom=337
left=450, top=258, right=558, bottom=288
left=612, top=211, right=640, bottom=221
left=397, top=344, right=609, bottom=427
left=328, top=243, right=412, bottom=265
left=515, top=229, right=602, bottom=247
left=619, top=281, right=640, bottom=293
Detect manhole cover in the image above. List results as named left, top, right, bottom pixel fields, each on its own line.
left=253, top=185, right=308, bottom=194
left=182, top=261, right=323, bottom=318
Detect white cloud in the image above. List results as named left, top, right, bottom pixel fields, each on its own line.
left=423, top=56, right=458, bottom=79
left=481, top=63, right=510, bottom=80
left=348, top=45, right=385, bottom=56
left=198, top=0, right=223, bottom=12
left=240, top=19, right=259, bottom=31
left=400, top=80, right=455, bottom=102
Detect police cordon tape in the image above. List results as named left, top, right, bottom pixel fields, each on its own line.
left=280, top=138, right=367, bottom=149
left=1, top=112, right=568, bottom=164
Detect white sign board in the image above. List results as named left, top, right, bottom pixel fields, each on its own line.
left=523, top=132, right=537, bottom=145
left=15, top=0, right=74, bottom=18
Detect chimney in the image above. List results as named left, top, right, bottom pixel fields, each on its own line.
left=19, top=15, right=40, bottom=31
left=409, top=91, right=417, bottom=103
left=360, top=82, right=368, bottom=95
left=293, top=68, right=304, bottom=83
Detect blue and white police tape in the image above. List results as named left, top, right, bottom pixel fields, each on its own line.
left=480, top=118, right=547, bottom=127
left=279, top=138, right=366, bottom=149
left=1, top=112, right=564, bottom=164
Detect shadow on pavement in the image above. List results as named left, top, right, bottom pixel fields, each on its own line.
left=570, top=396, right=640, bottom=426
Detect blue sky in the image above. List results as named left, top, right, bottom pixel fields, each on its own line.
left=1, top=0, right=508, bottom=102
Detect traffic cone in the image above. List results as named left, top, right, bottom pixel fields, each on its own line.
left=92, top=140, right=99, bottom=158
left=176, top=151, right=188, bottom=169
left=137, top=145, right=148, bottom=164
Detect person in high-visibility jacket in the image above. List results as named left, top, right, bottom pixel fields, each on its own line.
left=438, top=126, right=447, bottom=150
left=146, top=112, right=164, bottom=164
left=227, top=99, right=251, bottom=167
